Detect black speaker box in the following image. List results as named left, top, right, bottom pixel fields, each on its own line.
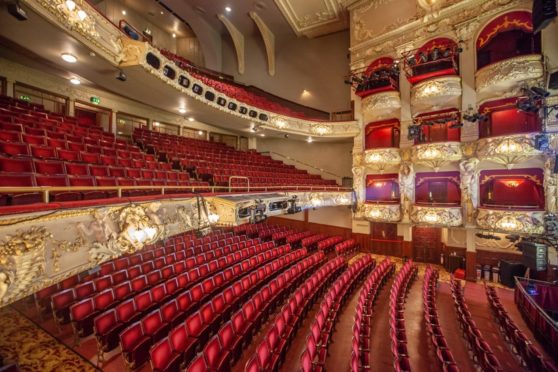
left=533, top=0, right=558, bottom=33
left=549, top=71, right=558, bottom=90
left=499, top=260, right=527, bottom=288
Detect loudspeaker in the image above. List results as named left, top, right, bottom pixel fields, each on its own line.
left=499, top=260, right=526, bottom=288
left=533, top=0, right=557, bottom=34
left=549, top=71, right=558, bottom=90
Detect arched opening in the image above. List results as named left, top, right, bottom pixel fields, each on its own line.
left=366, top=174, right=400, bottom=203
left=415, top=171, right=461, bottom=206
left=479, top=168, right=544, bottom=210
left=413, top=109, right=461, bottom=144
left=478, top=97, right=541, bottom=138
left=365, top=119, right=400, bottom=149
left=476, top=11, right=541, bottom=70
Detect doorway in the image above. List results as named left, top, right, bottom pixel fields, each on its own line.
left=412, top=226, right=441, bottom=263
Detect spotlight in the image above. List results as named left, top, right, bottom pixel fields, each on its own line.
left=449, top=122, right=463, bottom=129
left=407, top=125, right=421, bottom=141
left=407, top=56, right=416, bottom=66
left=530, top=86, right=550, bottom=98
left=307, top=137, right=313, bottom=143
left=534, top=133, right=549, bottom=151
left=284, top=134, right=289, bottom=139
left=418, top=51, right=428, bottom=63
left=116, top=70, right=127, bottom=82
left=442, top=48, right=451, bottom=58
left=430, top=47, right=440, bottom=61
left=475, top=232, right=501, bottom=240
left=188, top=117, right=195, bottom=122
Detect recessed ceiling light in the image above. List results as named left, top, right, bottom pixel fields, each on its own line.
left=160, top=11, right=164, bottom=15
left=122, top=10, right=126, bottom=15
left=178, top=108, right=187, bottom=114
left=188, top=117, right=195, bottom=122
left=307, top=136, right=313, bottom=143
left=61, top=53, right=77, bottom=63
left=69, top=77, right=81, bottom=85
left=198, top=130, right=204, bottom=135
left=172, top=33, right=176, bottom=38
left=225, top=6, right=232, bottom=12
left=153, top=121, right=159, bottom=126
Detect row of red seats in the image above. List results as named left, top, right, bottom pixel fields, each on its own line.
left=450, top=276, right=502, bottom=371
left=146, top=247, right=307, bottom=372
left=245, top=256, right=346, bottom=371
left=120, top=244, right=300, bottom=370
left=485, top=285, right=556, bottom=371
left=317, top=236, right=344, bottom=253
left=301, top=234, right=328, bottom=250
left=59, top=239, right=267, bottom=334
left=300, top=255, right=374, bottom=372
left=351, top=259, right=394, bottom=371
left=335, top=239, right=358, bottom=257
left=423, top=266, right=459, bottom=371
left=256, top=226, right=290, bottom=241
left=186, top=251, right=325, bottom=372
left=389, top=260, right=418, bottom=372
left=271, top=229, right=298, bottom=245
left=286, top=231, right=315, bottom=246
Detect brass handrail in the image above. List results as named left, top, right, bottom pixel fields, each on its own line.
left=0, top=185, right=353, bottom=204
left=228, top=176, right=250, bottom=193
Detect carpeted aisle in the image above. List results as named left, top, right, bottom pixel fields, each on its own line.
left=0, top=306, right=97, bottom=372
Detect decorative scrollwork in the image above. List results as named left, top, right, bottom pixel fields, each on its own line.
left=363, top=203, right=401, bottom=222
left=410, top=205, right=463, bottom=227
left=411, top=142, right=463, bottom=170
left=363, top=148, right=401, bottom=171
left=476, top=208, right=544, bottom=234
left=476, top=133, right=542, bottom=169
left=411, top=76, right=462, bottom=113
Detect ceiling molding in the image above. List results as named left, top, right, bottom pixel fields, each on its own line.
left=274, top=0, right=348, bottom=38
left=217, top=14, right=245, bottom=74
left=249, top=11, right=276, bottom=76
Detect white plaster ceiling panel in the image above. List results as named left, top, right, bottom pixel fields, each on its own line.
left=274, top=0, right=348, bottom=38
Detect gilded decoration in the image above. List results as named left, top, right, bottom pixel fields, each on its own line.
left=362, top=91, right=401, bottom=121
left=544, top=157, right=558, bottom=214
left=136, top=45, right=359, bottom=138
left=399, top=162, right=415, bottom=221
left=459, top=158, right=480, bottom=225
left=410, top=76, right=462, bottom=114
left=411, top=142, right=463, bottom=170
left=476, top=133, right=542, bottom=168
left=363, top=203, right=401, bottom=222
left=410, top=205, right=463, bottom=227
left=476, top=208, right=544, bottom=234
left=363, top=148, right=401, bottom=172
left=0, top=227, right=52, bottom=305
left=475, top=54, right=544, bottom=102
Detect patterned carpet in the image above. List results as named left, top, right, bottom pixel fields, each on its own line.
left=0, top=306, right=97, bottom=372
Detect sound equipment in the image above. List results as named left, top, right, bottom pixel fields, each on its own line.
left=499, top=260, right=526, bottom=288
left=549, top=71, right=558, bottom=90
left=519, top=241, right=548, bottom=271
left=533, top=0, right=557, bottom=34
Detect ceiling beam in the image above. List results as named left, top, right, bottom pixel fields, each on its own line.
left=249, top=11, right=276, bottom=76
left=217, top=14, right=245, bottom=74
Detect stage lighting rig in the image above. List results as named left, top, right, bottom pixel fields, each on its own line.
left=250, top=199, right=267, bottom=224
left=462, top=105, right=488, bottom=123
left=475, top=232, right=501, bottom=240
left=407, top=125, right=421, bottom=141
left=287, top=196, right=302, bottom=214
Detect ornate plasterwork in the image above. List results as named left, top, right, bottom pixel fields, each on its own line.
left=399, top=162, right=415, bottom=221
left=411, top=76, right=462, bottom=114
left=23, top=0, right=124, bottom=65
left=136, top=45, right=359, bottom=138
left=249, top=11, right=276, bottom=76
left=363, top=148, right=401, bottom=171
left=218, top=14, right=245, bottom=74
left=475, top=54, right=544, bottom=103
left=459, top=158, right=480, bottom=225
left=363, top=203, right=401, bottom=222
left=274, top=0, right=348, bottom=38
left=411, top=142, right=463, bottom=170
left=350, top=0, right=525, bottom=67
left=476, top=208, right=545, bottom=234
left=410, top=205, right=463, bottom=227
left=544, top=157, right=558, bottom=214
left=361, top=91, right=401, bottom=121
left=476, top=133, right=542, bottom=168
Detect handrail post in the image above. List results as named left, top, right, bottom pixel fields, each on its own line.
left=117, top=188, right=122, bottom=198
left=161, top=187, right=165, bottom=195
left=42, top=190, right=49, bottom=204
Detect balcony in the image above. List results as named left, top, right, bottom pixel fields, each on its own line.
left=410, top=205, right=463, bottom=227
left=476, top=208, right=544, bottom=234
left=476, top=133, right=542, bottom=169
left=411, top=142, right=463, bottom=170
left=363, top=148, right=401, bottom=171
left=475, top=54, right=544, bottom=102
left=410, top=76, right=462, bottom=114
left=361, top=91, right=401, bottom=122
left=363, top=203, right=402, bottom=223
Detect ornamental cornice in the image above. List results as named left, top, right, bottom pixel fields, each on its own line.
left=350, top=0, right=527, bottom=66
left=136, top=44, right=359, bottom=138
left=363, top=203, right=401, bottom=222
left=476, top=133, right=543, bottom=168
left=411, top=142, right=463, bottom=170
left=411, top=76, right=462, bottom=114
left=410, top=205, right=463, bottom=227
left=476, top=208, right=545, bottom=234
left=475, top=54, right=544, bottom=102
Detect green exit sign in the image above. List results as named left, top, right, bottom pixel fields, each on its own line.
left=90, top=96, right=101, bottom=105
left=19, top=95, right=31, bottom=102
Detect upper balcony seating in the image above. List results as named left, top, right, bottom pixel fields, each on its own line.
left=355, top=57, right=400, bottom=98
left=159, top=50, right=329, bottom=121
left=402, top=38, right=459, bottom=85
left=133, top=128, right=338, bottom=191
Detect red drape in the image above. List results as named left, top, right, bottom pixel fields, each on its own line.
left=366, top=174, right=400, bottom=202
left=415, top=171, right=460, bottom=205
left=365, top=119, right=399, bottom=149
left=479, top=98, right=541, bottom=137
left=479, top=168, right=544, bottom=209
left=477, top=11, right=533, bottom=50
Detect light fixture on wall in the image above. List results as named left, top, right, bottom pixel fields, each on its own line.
left=307, top=136, right=313, bottom=143
left=198, top=130, right=204, bottom=136
left=178, top=107, right=187, bottom=114
left=188, top=117, right=195, bottom=122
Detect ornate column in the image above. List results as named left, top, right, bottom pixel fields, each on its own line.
left=110, top=111, right=117, bottom=134
left=456, top=21, right=479, bottom=142
left=459, top=157, right=479, bottom=227
left=398, top=162, right=415, bottom=223
left=5, top=78, right=14, bottom=97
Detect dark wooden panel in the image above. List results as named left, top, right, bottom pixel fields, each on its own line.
left=476, top=249, right=522, bottom=267
left=412, top=227, right=441, bottom=263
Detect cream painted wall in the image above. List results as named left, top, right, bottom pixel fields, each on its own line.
left=221, top=31, right=351, bottom=113
left=255, top=138, right=353, bottom=182
left=0, top=57, right=237, bottom=137
left=308, top=206, right=353, bottom=228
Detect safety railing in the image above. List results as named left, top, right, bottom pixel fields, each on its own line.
left=228, top=176, right=250, bottom=193
left=260, top=151, right=344, bottom=183
left=0, top=184, right=353, bottom=204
